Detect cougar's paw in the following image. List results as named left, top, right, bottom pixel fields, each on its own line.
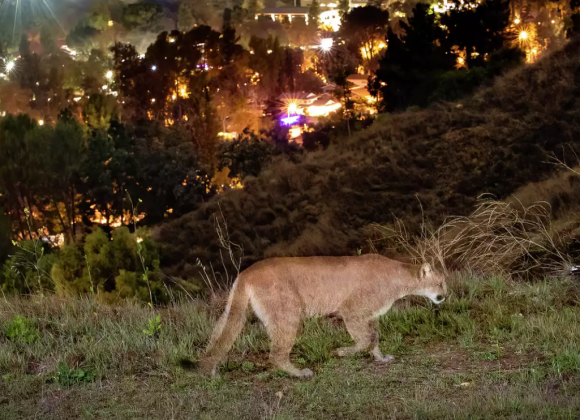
left=298, top=368, right=314, bottom=378
left=198, top=358, right=219, bottom=377
left=375, top=354, right=394, bottom=364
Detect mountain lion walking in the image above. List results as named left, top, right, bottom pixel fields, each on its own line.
left=200, top=254, right=447, bottom=378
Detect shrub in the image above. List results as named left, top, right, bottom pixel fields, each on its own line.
left=50, top=362, right=96, bottom=387
left=217, top=133, right=276, bottom=179
left=1, top=241, right=55, bottom=295
left=3, top=316, right=40, bottom=344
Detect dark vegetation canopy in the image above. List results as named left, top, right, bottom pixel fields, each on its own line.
left=156, top=39, right=580, bottom=281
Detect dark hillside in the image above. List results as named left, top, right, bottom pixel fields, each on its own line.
left=156, top=40, right=580, bottom=282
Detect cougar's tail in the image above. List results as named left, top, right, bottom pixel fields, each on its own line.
left=200, top=278, right=250, bottom=375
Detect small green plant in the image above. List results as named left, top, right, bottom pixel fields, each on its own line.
left=4, top=316, right=40, bottom=344
left=241, top=361, right=256, bottom=372
left=51, top=362, right=95, bottom=387
left=143, top=313, right=162, bottom=337
left=9, top=208, right=53, bottom=295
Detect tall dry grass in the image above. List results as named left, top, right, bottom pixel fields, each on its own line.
left=379, top=198, right=573, bottom=278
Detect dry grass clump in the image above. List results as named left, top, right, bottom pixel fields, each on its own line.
left=379, top=199, right=573, bottom=278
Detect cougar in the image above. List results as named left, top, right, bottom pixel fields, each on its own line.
left=200, top=254, right=447, bottom=378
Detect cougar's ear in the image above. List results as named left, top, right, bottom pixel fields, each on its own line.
left=420, top=263, right=432, bottom=279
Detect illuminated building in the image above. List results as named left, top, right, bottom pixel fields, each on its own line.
left=306, top=94, right=341, bottom=117
left=258, top=0, right=371, bottom=31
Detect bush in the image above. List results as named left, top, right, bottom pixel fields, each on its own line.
left=51, top=226, right=167, bottom=303
left=217, top=133, right=277, bottom=179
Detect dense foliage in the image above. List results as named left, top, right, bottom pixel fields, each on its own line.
left=370, top=0, right=524, bottom=111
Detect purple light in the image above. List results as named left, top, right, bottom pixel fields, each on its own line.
left=281, top=115, right=300, bottom=126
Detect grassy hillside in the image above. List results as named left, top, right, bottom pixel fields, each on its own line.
left=156, top=40, right=580, bottom=283
left=2, top=275, right=580, bottom=419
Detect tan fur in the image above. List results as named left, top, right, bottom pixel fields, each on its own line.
left=200, top=254, right=447, bottom=378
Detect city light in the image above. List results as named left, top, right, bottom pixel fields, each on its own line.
left=281, top=97, right=302, bottom=118
left=289, top=126, right=302, bottom=139
left=151, top=65, right=157, bottom=71
left=519, top=31, right=528, bottom=40
left=287, top=102, right=298, bottom=116
left=38, top=120, right=44, bottom=126
left=105, top=70, right=113, bottom=80
left=281, top=115, right=300, bottom=126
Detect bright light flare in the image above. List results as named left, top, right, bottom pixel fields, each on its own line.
left=5, top=60, right=15, bottom=73
left=105, top=70, right=113, bottom=80
left=281, top=97, right=301, bottom=118
left=512, top=22, right=542, bottom=64
left=287, top=102, right=298, bottom=115
left=0, top=0, right=64, bottom=43
left=38, top=120, right=44, bottom=126
left=319, top=38, right=333, bottom=52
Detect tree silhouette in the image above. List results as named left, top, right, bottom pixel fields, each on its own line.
left=340, top=6, right=389, bottom=72
left=441, top=0, right=512, bottom=68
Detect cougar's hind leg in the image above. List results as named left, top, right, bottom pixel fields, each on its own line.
left=252, top=292, right=312, bottom=378
left=267, top=315, right=313, bottom=378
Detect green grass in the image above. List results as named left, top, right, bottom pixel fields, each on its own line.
left=1, top=274, right=580, bottom=419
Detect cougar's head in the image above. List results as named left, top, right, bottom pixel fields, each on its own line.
left=418, top=263, right=447, bottom=304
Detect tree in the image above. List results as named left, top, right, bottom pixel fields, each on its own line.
left=66, top=24, right=101, bottom=54
left=441, top=0, right=512, bottom=68
left=78, top=121, right=216, bottom=227
left=83, top=93, right=119, bottom=130
left=26, top=118, right=87, bottom=242
left=370, top=3, right=453, bottom=111
left=178, top=2, right=196, bottom=31
left=340, top=6, right=389, bottom=72
left=19, top=34, right=30, bottom=57
left=567, top=0, right=580, bottom=39
left=338, top=0, right=350, bottom=19
left=0, top=114, right=40, bottom=236
left=308, top=0, right=321, bottom=28
left=87, top=0, right=113, bottom=31
left=249, top=35, right=284, bottom=98
left=122, top=2, right=163, bottom=31
left=323, top=44, right=357, bottom=136
left=0, top=212, right=12, bottom=267
left=40, top=25, right=57, bottom=54
left=244, top=0, right=264, bottom=18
